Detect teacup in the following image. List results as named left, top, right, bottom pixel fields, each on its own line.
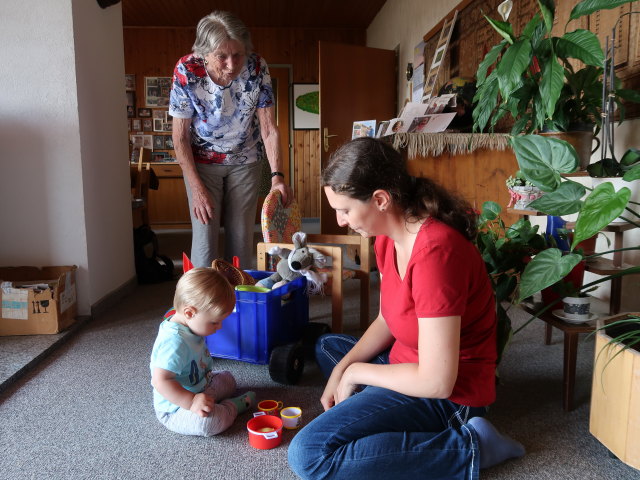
left=280, top=406, right=302, bottom=429
left=257, top=399, right=283, bottom=416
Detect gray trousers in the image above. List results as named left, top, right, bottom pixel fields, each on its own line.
left=155, top=370, right=238, bottom=437
left=184, top=161, right=262, bottom=268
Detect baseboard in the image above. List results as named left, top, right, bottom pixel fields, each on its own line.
left=90, top=275, right=138, bottom=319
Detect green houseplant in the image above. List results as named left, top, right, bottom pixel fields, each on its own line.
left=473, top=0, right=640, bottom=137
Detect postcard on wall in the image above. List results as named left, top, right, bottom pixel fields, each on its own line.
left=375, top=121, right=390, bottom=138
left=421, top=112, right=457, bottom=133
left=407, top=116, right=431, bottom=133
left=125, top=74, right=136, bottom=91
left=383, top=118, right=409, bottom=136
left=351, top=120, right=376, bottom=139
left=399, top=102, right=428, bottom=120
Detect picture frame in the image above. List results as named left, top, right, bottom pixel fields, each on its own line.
left=142, top=118, right=153, bottom=132
left=164, top=136, right=174, bottom=149
left=153, top=118, right=164, bottom=132
left=162, top=122, right=173, bottom=132
left=351, top=120, right=376, bottom=139
left=145, top=77, right=172, bottom=107
left=132, top=119, right=142, bottom=131
left=138, top=108, right=152, bottom=118
left=153, top=135, right=165, bottom=150
left=125, top=74, right=136, bottom=91
left=151, top=152, right=168, bottom=162
left=142, top=134, right=153, bottom=150
left=293, top=83, right=319, bottom=130
left=152, top=109, right=165, bottom=120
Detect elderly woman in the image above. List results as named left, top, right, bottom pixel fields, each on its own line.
left=169, top=11, right=291, bottom=268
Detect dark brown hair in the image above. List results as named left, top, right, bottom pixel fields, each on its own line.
left=322, top=137, right=477, bottom=240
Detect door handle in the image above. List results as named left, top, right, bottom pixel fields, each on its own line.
left=323, top=128, right=338, bottom=153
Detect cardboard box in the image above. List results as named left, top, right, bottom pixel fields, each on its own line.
left=0, top=266, right=78, bottom=336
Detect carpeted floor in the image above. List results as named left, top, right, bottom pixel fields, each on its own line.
left=1, top=229, right=638, bottom=479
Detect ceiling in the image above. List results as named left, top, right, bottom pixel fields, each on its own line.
left=121, top=0, right=388, bottom=29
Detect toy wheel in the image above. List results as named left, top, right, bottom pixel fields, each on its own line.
left=269, top=342, right=305, bottom=385
left=302, top=322, right=332, bottom=359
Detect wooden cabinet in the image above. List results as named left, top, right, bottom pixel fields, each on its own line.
left=148, top=163, right=191, bottom=229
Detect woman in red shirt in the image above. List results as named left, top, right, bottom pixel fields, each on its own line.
left=288, top=137, right=524, bottom=479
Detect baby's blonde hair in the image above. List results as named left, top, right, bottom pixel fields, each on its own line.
left=174, top=268, right=235, bottom=317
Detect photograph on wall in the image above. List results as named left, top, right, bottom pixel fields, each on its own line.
left=132, top=119, right=142, bottom=131
left=293, top=83, right=319, bottom=129
left=138, top=108, right=152, bottom=118
left=375, top=121, right=390, bottom=138
left=125, top=74, right=136, bottom=91
left=142, top=118, right=153, bottom=131
left=151, top=152, right=168, bottom=162
left=164, top=136, right=174, bottom=149
left=142, top=135, right=153, bottom=150
left=351, top=120, right=376, bottom=139
left=153, top=118, right=164, bottom=132
left=145, top=77, right=172, bottom=107
left=153, top=109, right=166, bottom=120
left=153, top=135, right=165, bottom=150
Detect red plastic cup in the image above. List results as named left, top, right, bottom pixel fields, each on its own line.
left=247, top=413, right=283, bottom=450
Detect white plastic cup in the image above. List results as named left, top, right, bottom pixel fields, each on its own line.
left=280, top=406, right=302, bottom=430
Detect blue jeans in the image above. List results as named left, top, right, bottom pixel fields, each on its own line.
left=288, top=334, right=486, bottom=480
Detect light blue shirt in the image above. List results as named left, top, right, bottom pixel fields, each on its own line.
left=150, top=318, right=214, bottom=413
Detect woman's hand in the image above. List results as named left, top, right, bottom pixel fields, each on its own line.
left=190, top=184, right=214, bottom=225
left=320, top=367, right=344, bottom=411
left=334, top=364, right=360, bottom=404
left=190, top=392, right=215, bottom=418
left=270, top=176, right=293, bottom=207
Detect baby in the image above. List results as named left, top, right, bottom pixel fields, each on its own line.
left=150, top=267, right=255, bottom=436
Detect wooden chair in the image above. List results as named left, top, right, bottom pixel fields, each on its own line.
left=130, top=147, right=152, bottom=227
left=257, top=190, right=373, bottom=333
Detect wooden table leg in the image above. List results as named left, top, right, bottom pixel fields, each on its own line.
left=545, top=323, right=552, bottom=345
left=562, top=331, right=580, bottom=411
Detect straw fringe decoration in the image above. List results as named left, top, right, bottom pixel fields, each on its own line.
left=392, top=133, right=510, bottom=158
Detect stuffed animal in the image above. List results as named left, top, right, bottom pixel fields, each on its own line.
left=256, top=231, right=328, bottom=294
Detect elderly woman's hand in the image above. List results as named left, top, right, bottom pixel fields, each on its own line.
left=270, top=177, right=293, bottom=208
left=191, top=185, right=214, bottom=224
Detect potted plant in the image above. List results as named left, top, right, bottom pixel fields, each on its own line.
left=475, top=201, right=547, bottom=363
left=589, top=313, right=640, bottom=470
left=472, top=0, right=640, bottom=169
left=506, top=170, right=544, bottom=210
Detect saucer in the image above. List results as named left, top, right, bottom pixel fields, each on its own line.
left=552, top=309, right=598, bottom=324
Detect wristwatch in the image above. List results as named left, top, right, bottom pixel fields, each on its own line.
left=270, top=171, right=285, bottom=178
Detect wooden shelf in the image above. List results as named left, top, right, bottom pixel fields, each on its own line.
left=585, top=258, right=636, bottom=276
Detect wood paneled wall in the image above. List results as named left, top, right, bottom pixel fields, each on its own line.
left=123, top=26, right=364, bottom=218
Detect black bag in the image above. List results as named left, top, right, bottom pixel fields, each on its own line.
left=133, top=225, right=174, bottom=284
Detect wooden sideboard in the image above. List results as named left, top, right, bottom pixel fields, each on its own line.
left=147, top=163, right=191, bottom=229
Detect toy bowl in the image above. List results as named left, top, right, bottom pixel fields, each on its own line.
left=247, top=413, right=283, bottom=450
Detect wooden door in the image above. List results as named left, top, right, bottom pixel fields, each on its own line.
left=269, top=66, right=291, bottom=183
left=319, top=42, right=397, bottom=233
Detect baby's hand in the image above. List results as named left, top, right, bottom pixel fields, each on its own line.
left=190, top=392, right=215, bottom=417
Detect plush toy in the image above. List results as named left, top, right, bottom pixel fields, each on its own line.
left=256, top=231, right=328, bottom=294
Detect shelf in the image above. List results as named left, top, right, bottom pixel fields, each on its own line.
left=585, top=258, right=636, bottom=276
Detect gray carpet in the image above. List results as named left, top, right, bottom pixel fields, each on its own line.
left=1, top=231, right=638, bottom=478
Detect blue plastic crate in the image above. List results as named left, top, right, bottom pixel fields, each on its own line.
left=205, top=270, right=309, bottom=365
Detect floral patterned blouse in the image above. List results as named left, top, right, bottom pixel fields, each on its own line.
left=169, top=52, right=274, bottom=165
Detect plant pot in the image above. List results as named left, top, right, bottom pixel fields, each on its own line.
left=591, top=177, right=640, bottom=224
left=590, top=314, right=640, bottom=471
left=507, top=185, right=544, bottom=210
left=539, top=127, right=599, bottom=171
left=561, top=295, right=591, bottom=321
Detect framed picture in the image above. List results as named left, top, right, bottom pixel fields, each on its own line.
left=152, top=109, right=166, bottom=120
left=293, top=83, right=319, bottom=129
left=153, top=118, right=164, bottom=132
left=125, top=74, right=136, bottom=91
left=138, top=108, right=152, bottom=118
left=351, top=120, right=376, bottom=139
left=153, top=135, right=165, bottom=150
left=145, top=77, right=172, bottom=107
left=132, top=119, right=142, bottom=131
left=130, top=134, right=144, bottom=148
left=142, top=134, right=153, bottom=150
left=151, top=152, right=168, bottom=162
left=142, top=118, right=153, bottom=131
left=162, top=122, right=173, bottom=132
left=164, top=136, right=174, bottom=149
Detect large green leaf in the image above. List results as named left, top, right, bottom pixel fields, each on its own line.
left=555, top=30, right=604, bottom=66
left=571, top=183, right=631, bottom=248
left=570, top=0, right=636, bottom=20
left=620, top=147, right=640, bottom=168
left=539, top=55, right=565, bottom=118
left=511, top=135, right=579, bottom=191
left=497, top=40, right=532, bottom=101
left=485, top=15, right=515, bottom=44
left=476, top=40, right=507, bottom=84
left=479, top=201, right=501, bottom=222
left=518, top=249, right=582, bottom=301
left=538, top=0, right=555, bottom=33
left=473, top=72, right=500, bottom=132
left=623, top=165, right=640, bottom=182
left=616, top=88, right=640, bottom=104
left=527, top=181, right=585, bottom=215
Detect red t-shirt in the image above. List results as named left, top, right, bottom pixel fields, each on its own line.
left=375, top=219, right=497, bottom=407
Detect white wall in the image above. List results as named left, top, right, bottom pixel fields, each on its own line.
left=0, top=0, right=135, bottom=316
left=368, top=0, right=461, bottom=112
left=367, top=0, right=640, bottom=312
